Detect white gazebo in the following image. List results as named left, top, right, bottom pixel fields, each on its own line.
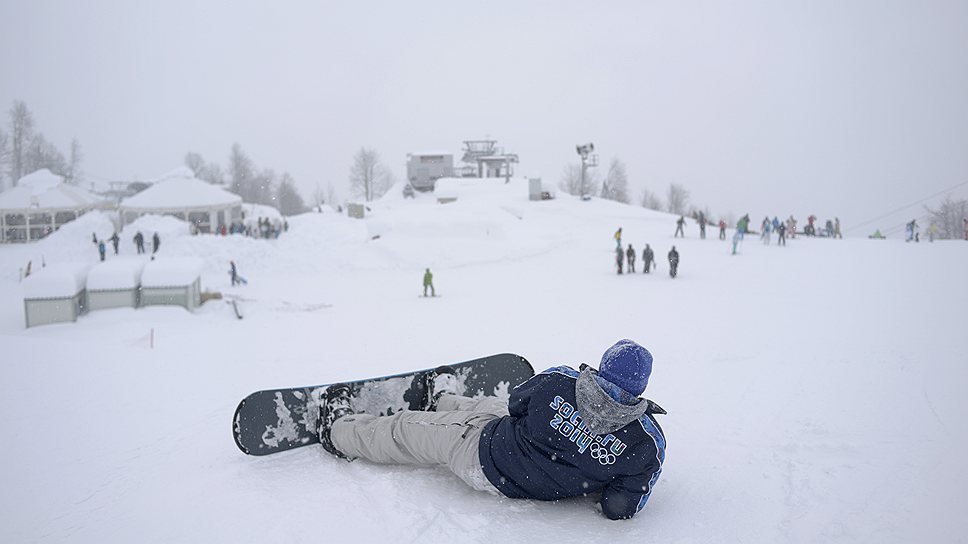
left=0, top=169, right=105, bottom=243
left=120, top=168, right=242, bottom=233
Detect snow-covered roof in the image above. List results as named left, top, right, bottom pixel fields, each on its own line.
left=22, top=262, right=91, bottom=299
left=242, top=202, right=283, bottom=223
left=86, top=258, right=147, bottom=290
left=141, top=257, right=204, bottom=287
left=408, top=151, right=453, bottom=158
left=0, top=169, right=104, bottom=212
left=120, top=171, right=241, bottom=211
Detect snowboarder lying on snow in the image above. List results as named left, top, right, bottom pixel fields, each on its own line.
left=317, top=339, right=667, bottom=520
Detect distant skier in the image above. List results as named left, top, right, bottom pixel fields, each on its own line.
left=668, top=246, right=679, bottom=278
left=229, top=261, right=247, bottom=286
left=626, top=244, right=636, bottom=273
left=316, top=338, right=666, bottom=520
left=614, top=227, right=623, bottom=250
left=615, top=247, right=624, bottom=275
left=97, top=239, right=106, bottom=262
left=152, top=232, right=160, bottom=254
left=736, top=214, right=750, bottom=238
left=423, top=268, right=435, bottom=297
left=642, top=244, right=655, bottom=273
left=109, top=232, right=120, bottom=255
left=134, top=231, right=145, bottom=254
left=718, top=219, right=726, bottom=240
left=674, top=216, right=685, bottom=238
left=777, top=222, right=786, bottom=246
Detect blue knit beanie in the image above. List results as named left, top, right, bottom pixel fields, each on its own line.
left=599, top=339, right=653, bottom=396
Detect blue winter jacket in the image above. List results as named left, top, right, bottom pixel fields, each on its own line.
left=478, top=366, right=666, bottom=520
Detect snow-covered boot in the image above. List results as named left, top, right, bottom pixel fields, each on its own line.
left=424, top=365, right=460, bottom=411
left=317, top=383, right=354, bottom=459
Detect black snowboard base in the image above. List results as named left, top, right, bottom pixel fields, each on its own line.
left=233, top=353, right=534, bottom=456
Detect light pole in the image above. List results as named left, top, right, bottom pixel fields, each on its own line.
left=576, top=143, right=597, bottom=200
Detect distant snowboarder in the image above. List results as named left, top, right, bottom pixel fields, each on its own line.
left=134, top=231, right=145, bottom=254
left=668, top=246, right=679, bottom=278
left=674, top=216, right=685, bottom=238
left=109, top=232, right=120, bottom=255
left=626, top=244, right=636, bottom=273
left=230, top=261, right=247, bottom=286
left=423, top=268, right=436, bottom=297
left=152, top=232, right=160, bottom=254
left=642, top=244, right=655, bottom=273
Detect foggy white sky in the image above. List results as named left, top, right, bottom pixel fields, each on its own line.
left=2, top=0, right=967, bottom=232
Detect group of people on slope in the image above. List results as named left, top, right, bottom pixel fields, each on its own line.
left=92, top=230, right=159, bottom=261
left=614, top=228, right=680, bottom=278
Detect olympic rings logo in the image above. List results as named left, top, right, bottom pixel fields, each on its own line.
left=589, top=443, right=616, bottom=465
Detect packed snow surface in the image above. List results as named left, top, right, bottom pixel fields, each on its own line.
left=20, top=261, right=90, bottom=298
left=1, top=183, right=965, bottom=543
left=86, top=258, right=147, bottom=290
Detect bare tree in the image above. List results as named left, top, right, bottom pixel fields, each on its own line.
left=228, top=143, right=256, bottom=200
left=25, top=134, right=68, bottom=177
left=65, top=138, right=83, bottom=184
left=640, top=187, right=663, bottom=211
left=185, top=151, right=225, bottom=185
left=924, top=196, right=968, bottom=239
left=0, top=128, right=9, bottom=190
left=558, top=163, right=600, bottom=197
left=276, top=172, right=306, bottom=215
left=349, top=147, right=392, bottom=202
left=254, top=168, right=277, bottom=206
left=185, top=152, right=206, bottom=177
left=8, top=100, right=35, bottom=184
left=666, top=183, right=690, bottom=215
left=600, top=158, right=630, bottom=203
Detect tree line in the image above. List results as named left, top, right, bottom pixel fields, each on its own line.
left=558, top=157, right=721, bottom=223
left=0, top=100, right=83, bottom=190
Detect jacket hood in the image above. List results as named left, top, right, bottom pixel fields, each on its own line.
left=575, top=368, right=650, bottom=436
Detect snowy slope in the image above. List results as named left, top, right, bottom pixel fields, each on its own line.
left=0, top=185, right=965, bottom=543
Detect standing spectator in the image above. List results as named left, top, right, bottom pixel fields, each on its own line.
left=423, top=268, right=436, bottom=297
left=787, top=215, right=797, bottom=239
left=698, top=212, right=706, bottom=239
left=674, top=216, right=686, bottom=238
left=668, top=246, right=679, bottom=278
left=626, top=244, right=636, bottom=273
left=97, top=239, right=107, bottom=262
left=152, top=232, right=161, bottom=254
left=615, top=247, right=624, bottom=275
left=834, top=218, right=842, bottom=239
left=761, top=217, right=772, bottom=245
left=109, top=232, right=120, bottom=255
left=718, top=219, right=726, bottom=240
left=824, top=219, right=834, bottom=238
left=642, top=244, right=655, bottom=273
left=134, top=231, right=145, bottom=254
left=614, top=227, right=623, bottom=250
left=777, top=222, right=787, bottom=246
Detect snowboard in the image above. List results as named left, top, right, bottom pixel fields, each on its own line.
left=233, top=353, right=534, bottom=456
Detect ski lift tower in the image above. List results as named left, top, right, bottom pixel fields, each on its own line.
left=462, top=139, right=519, bottom=183
left=576, top=143, right=598, bottom=200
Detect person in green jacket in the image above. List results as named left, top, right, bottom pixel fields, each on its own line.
left=423, top=268, right=435, bottom=297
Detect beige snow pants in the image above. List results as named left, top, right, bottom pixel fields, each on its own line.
left=331, top=395, right=506, bottom=494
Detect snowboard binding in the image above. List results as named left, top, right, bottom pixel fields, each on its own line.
left=423, top=365, right=459, bottom=411
left=317, top=383, right=354, bottom=459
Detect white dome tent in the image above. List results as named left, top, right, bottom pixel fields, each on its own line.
left=119, top=167, right=242, bottom=233
left=0, top=169, right=105, bottom=243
